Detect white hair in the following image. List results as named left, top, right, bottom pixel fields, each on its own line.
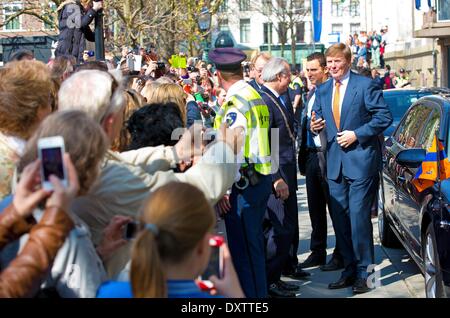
left=261, top=57, right=290, bottom=83
left=58, top=70, right=125, bottom=124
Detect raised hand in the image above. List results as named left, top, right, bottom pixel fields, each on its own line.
left=310, top=111, right=326, bottom=133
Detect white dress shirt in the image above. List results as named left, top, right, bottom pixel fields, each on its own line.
left=265, top=85, right=280, bottom=99
left=332, top=70, right=351, bottom=115
left=307, top=93, right=322, bottom=147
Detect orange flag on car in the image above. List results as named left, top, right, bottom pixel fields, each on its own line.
left=412, top=136, right=450, bottom=192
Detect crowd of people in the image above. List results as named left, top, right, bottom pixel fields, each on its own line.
left=0, top=0, right=394, bottom=298
left=342, top=26, right=412, bottom=90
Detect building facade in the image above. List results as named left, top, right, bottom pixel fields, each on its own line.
left=413, top=0, right=450, bottom=88
left=366, top=0, right=447, bottom=88
left=0, top=1, right=57, bottom=65
left=210, top=0, right=366, bottom=66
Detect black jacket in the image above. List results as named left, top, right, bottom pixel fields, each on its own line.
left=260, top=85, right=298, bottom=192
left=55, top=1, right=97, bottom=63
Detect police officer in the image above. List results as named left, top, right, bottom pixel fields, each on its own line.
left=288, top=70, right=304, bottom=113
left=210, top=48, right=272, bottom=298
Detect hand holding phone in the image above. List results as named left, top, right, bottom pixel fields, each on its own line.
left=202, top=242, right=245, bottom=298
left=310, top=111, right=326, bottom=133
left=123, top=221, right=139, bottom=240
left=198, top=236, right=225, bottom=291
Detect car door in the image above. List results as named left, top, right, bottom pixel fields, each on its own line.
left=395, top=104, right=440, bottom=256
left=384, top=105, right=432, bottom=241
left=383, top=105, right=427, bottom=229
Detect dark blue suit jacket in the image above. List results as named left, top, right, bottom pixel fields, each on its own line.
left=260, top=85, right=298, bottom=192
left=312, top=72, right=393, bottom=181
left=248, top=79, right=262, bottom=92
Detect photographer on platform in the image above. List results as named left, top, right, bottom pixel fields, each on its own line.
left=55, top=0, right=103, bottom=63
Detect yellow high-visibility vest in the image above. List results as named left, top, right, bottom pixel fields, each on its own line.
left=214, top=84, right=271, bottom=175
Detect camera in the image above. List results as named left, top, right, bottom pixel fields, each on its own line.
left=187, top=66, right=197, bottom=72
left=156, top=62, right=165, bottom=70
left=84, top=50, right=95, bottom=57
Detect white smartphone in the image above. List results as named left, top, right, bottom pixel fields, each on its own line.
left=37, top=136, right=68, bottom=191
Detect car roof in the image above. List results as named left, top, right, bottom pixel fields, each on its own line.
left=416, top=94, right=450, bottom=111
left=384, top=86, right=450, bottom=92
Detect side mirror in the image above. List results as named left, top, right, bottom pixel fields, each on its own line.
left=395, top=149, right=426, bottom=168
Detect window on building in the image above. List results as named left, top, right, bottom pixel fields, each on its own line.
left=292, top=0, right=305, bottom=12
left=331, top=0, right=343, bottom=17
left=3, top=3, right=22, bottom=31
left=240, top=19, right=251, bottom=43
left=332, top=23, right=343, bottom=34
left=296, top=22, right=305, bottom=43
left=219, top=19, right=229, bottom=31
left=350, top=0, right=360, bottom=17
left=437, top=0, right=450, bottom=22
left=263, top=22, right=273, bottom=44
left=239, top=0, right=251, bottom=11
left=350, top=23, right=360, bottom=35
left=278, top=22, right=288, bottom=44
left=218, top=0, right=228, bottom=13
left=262, top=0, right=273, bottom=15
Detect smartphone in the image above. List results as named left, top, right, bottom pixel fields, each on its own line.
left=124, top=221, right=139, bottom=240
left=37, top=136, right=68, bottom=191
left=198, top=236, right=225, bottom=291
left=126, top=54, right=142, bottom=72
left=182, top=78, right=192, bottom=85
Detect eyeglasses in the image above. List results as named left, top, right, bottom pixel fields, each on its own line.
left=99, top=72, right=120, bottom=123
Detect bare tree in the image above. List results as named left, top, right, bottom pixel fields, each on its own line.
left=249, top=0, right=309, bottom=66
left=0, top=0, right=60, bottom=30
left=0, top=0, right=225, bottom=59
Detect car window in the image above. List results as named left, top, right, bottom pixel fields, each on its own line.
left=383, top=92, right=432, bottom=122
left=394, top=104, right=433, bottom=149
left=416, top=109, right=440, bottom=150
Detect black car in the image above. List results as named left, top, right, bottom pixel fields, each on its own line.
left=382, top=88, right=450, bottom=137
left=378, top=94, right=450, bottom=298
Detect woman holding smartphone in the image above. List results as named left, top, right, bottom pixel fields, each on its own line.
left=97, top=182, right=245, bottom=298
left=0, top=154, right=78, bottom=297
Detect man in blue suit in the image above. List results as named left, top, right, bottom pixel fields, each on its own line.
left=259, top=57, right=309, bottom=297
left=311, top=43, right=392, bottom=294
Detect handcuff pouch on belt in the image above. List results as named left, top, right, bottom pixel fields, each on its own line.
left=234, top=159, right=262, bottom=191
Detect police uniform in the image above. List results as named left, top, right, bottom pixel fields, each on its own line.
left=210, top=48, right=272, bottom=298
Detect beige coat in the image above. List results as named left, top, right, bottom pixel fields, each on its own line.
left=72, top=142, right=236, bottom=278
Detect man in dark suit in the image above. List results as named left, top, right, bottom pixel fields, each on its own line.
left=311, top=43, right=392, bottom=294
left=298, top=53, right=343, bottom=271
left=259, top=57, right=309, bottom=297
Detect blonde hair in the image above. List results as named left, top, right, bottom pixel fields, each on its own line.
left=325, top=43, right=352, bottom=62
left=140, top=82, right=157, bottom=103
left=0, top=60, right=52, bottom=139
left=19, top=111, right=108, bottom=195
left=131, top=182, right=215, bottom=298
left=111, top=89, right=145, bottom=152
left=250, top=52, right=271, bottom=66
left=147, top=83, right=187, bottom=125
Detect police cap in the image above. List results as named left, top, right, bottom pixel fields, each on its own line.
left=208, top=48, right=247, bottom=71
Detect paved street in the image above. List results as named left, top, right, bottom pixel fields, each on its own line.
left=286, top=176, right=426, bottom=298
